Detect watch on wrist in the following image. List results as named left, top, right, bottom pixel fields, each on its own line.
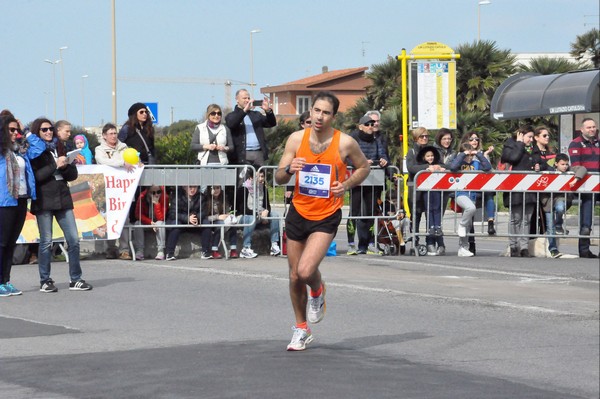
left=285, top=165, right=294, bottom=175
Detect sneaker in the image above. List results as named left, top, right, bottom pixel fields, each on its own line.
left=457, top=224, right=467, bottom=237
left=286, top=326, right=314, bottom=351
left=366, top=244, right=383, bottom=256
left=270, top=242, right=281, bottom=256
left=458, top=247, right=474, bottom=257
left=155, top=251, right=165, bottom=260
left=201, top=251, right=213, bottom=260
left=229, top=249, right=239, bottom=259
left=135, top=252, right=145, bottom=261
left=307, top=282, right=326, bottom=323
left=166, top=254, right=176, bottom=261
left=5, top=282, right=22, bottom=296
left=520, top=249, right=531, bottom=258
left=427, top=245, right=438, bottom=256
left=510, top=247, right=520, bottom=257
left=356, top=249, right=367, bottom=255
left=240, top=247, right=258, bottom=258
left=119, top=251, right=132, bottom=260
left=555, top=226, right=565, bottom=235
left=69, top=280, right=93, bottom=291
left=40, top=279, right=58, bottom=293
left=436, top=246, right=446, bottom=256
left=212, top=251, right=223, bottom=259
left=29, top=253, right=38, bottom=264
left=346, top=244, right=358, bottom=255
left=488, top=220, right=496, bottom=236
left=0, top=284, right=11, bottom=297
left=550, top=249, right=562, bottom=258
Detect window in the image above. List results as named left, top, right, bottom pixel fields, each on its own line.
left=296, top=96, right=311, bottom=114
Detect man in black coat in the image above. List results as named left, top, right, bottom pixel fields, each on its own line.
left=225, top=89, right=276, bottom=167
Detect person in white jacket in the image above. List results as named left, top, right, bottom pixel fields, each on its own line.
left=190, top=104, right=234, bottom=166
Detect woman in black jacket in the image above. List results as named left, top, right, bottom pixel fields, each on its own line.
left=29, top=118, right=92, bottom=292
left=501, top=125, right=545, bottom=258
left=118, top=102, right=155, bottom=165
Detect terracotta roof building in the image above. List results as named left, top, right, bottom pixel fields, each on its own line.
left=260, top=66, right=371, bottom=119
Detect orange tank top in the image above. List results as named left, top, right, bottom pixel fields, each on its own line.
left=292, top=128, right=347, bottom=220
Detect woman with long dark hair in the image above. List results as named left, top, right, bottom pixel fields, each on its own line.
left=118, top=102, right=155, bottom=165
left=0, top=115, right=45, bottom=296
left=29, top=118, right=92, bottom=292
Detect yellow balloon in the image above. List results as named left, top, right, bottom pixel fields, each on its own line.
left=123, top=148, right=140, bottom=165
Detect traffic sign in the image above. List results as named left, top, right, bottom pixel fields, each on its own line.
left=144, top=102, right=158, bottom=125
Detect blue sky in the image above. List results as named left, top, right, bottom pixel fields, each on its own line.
left=1, top=0, right=598, bottom=128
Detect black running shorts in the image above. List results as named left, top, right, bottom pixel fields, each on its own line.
left=285, top=204, right=342, bottom=242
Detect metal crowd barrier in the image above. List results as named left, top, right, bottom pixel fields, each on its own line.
left=129, top=164, right=405, bottom=258
left=124, top=164, right=259, bottom=260
left=264, top=165, right=402, bottom=255
left=412, top=169, right=600, bottom=255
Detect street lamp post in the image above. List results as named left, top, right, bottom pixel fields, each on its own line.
left=44, top=59, right=60, bottom=121
left=478, top=0, right=491, bottom=41
left=250, top=29, right=261, bottom=97
left=59, top=46, right=68, bottom=119
left=81, top=75, right=89, bottom=129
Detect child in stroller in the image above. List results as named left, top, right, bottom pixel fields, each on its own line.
left=376, top=190, right=411, bottom=255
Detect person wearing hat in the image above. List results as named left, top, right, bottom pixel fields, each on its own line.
left=346, top=115, right=389, bottom=255
left=118, top=102, right=155, bottom=165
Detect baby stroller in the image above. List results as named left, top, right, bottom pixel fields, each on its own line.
left=376, top=217, right=400, bottom=255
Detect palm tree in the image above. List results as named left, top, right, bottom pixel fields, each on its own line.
left=455, top=40, right=517, bottom=115
left=519, top=56, right=587, bottom=74
left=570, top=28, right=600, bottom=68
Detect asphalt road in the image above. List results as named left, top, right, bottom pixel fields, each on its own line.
left=1, top=234, right=598, bottom=399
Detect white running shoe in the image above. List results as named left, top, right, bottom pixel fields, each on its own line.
left=155, top=251, right=165, bottom=260
left=457, top=224, right=467, bottom=237
left=270, top=242, right=281, bottom=256
left=286, top=326, right=314, bottom=351
left=307, top=282, right=326, bottom=323
left=458, top=247, right=474, bottom=257
left=240, top=247, right=258, bottom=258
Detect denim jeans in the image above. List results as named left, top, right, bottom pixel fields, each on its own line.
left=36, top=209, right=82, bottom=283
left=133, top=220, right=165, bottom=254
left=483, top=192, right=496, bottom=220
left=578, top=193, right=595, bottom=254
left=554, top=199, right=566, bottom=228
left=509, top=203, right=535, bottom=251
left=239, top=213, right=280, bottom=248
left=544, top=211, right=557, bottom=252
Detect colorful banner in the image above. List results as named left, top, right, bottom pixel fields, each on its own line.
left=17, top=165, right=143, bottom=243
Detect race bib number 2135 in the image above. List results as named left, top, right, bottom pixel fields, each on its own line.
left=298, top=163, right=332, bottom=198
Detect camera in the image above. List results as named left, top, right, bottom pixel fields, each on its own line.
left=252, top=100, right=263, bottom=107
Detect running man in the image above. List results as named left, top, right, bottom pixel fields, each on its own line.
left=275, top=91, right=370, bottom=351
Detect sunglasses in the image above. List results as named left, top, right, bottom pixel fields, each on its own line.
left=303, top=120, right=312, bottom=125
left=40, top=127, right=54, bottom=133
left=209, top=111, right=222, bottom=116
left=150, top=190, right=162, bottom=195
left=138, top=110, right=148, bottom=114
left=418, top=134, right=429, bottom=139
left=540, top=134, right=549, bottom=138
left=364, top=121, right=376, bottom=127
left=469, top=137, right=480, bottom=142
left=9, top=127, right=21, bottom=133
